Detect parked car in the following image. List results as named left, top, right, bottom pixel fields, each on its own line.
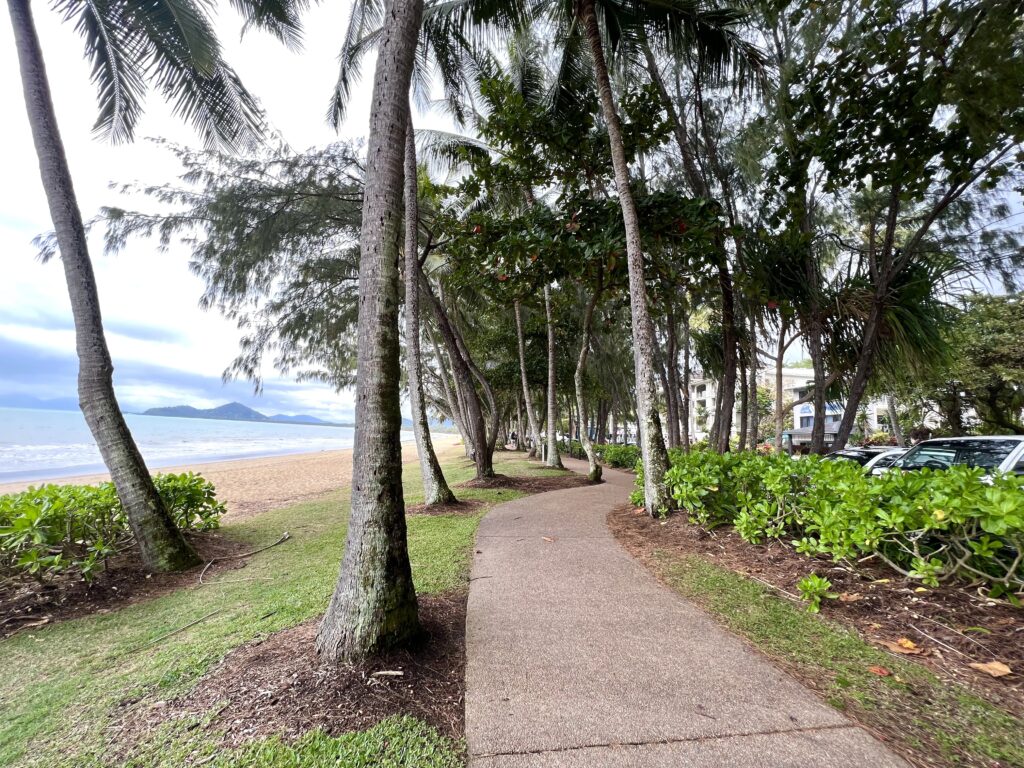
left=890, top=436, right=1024, bottom=476
left=865, top=448, right=908, bottom=475
left=822, top=446, right=895, bottom=466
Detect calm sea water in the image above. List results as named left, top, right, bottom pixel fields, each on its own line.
left=0, top=407, right=410, bottom=483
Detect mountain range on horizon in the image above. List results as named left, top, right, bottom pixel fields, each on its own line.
left=141, top=401, right=355, bottom=427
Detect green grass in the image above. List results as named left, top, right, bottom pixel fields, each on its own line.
left=0, top=450, right=557, bottom=768
left=653, top=552, right=1024, bottom=767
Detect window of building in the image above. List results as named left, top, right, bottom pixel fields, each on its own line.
left=799, top=416, right=813, bottom=428
left=696, top=384, right=706, bottom=395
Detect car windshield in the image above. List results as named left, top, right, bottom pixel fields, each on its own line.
left=873, top=454, right=901, bottom=469
left=895, top=440, right=1021, bottom=473
left=824, top=450, right=872, bottom=465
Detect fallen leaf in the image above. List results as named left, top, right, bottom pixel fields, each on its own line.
left=370, top=670, right=404, bottom=677
left=968, top=661, right=1013, bottom=678
left=877, top=639, right=923, bottom=655
left=897, top=637, right=918, bottom=650
left=914, top=587, right=929, bottom=593
left=839, top=592, right=863, bottom=602
left=542, top=536, right=555, bottom=542
left=867, top=666, right=892, bottom=676
left=871, top=578, right=891, bottom=584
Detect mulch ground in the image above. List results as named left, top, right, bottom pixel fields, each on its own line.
left=405, top=499, right=489, bottom=517
left=608, top=505, right=1023, bottom=714
left=110, top=593, right=466, bottom=755
left=0, top=531, right=248, bottom=639
left=457, top=472, right=597, bottom=493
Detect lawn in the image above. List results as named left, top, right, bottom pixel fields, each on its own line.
left=0, top=450, right=560, bottom=767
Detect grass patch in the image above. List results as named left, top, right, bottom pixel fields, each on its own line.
left=0, top=450, right=543, bottom=767
left=654, top=551, right=1024, bottom=767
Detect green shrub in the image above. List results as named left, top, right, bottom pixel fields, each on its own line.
left=797, top=574, right=837, bottom=612
left=596, top=443, right=641, bottom=469
left=661, top=450, right=1024, bottom=592
left=0, top=473, right=224, bottom=581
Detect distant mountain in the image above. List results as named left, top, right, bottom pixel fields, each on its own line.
left=143, top=402, right=351, bottom=427
left=0, top=394, right=80, bottom=411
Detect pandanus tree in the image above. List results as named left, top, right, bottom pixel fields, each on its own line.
left=7, top=0, right=303, bottom=571
left=317, top=0, right=426, bottom=662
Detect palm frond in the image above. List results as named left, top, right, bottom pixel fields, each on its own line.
left=227, top=0, right=309, bottom=49
left=328, top=0, right=386, bottom=128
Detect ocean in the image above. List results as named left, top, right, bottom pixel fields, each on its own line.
left=0, top=407, right=407, bottom=483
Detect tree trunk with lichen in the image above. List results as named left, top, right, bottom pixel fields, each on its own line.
left=316, top=0, right=423, bottom=663
left=575, top=280, right=603, bottom=481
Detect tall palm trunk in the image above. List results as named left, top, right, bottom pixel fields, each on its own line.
left=8, top=0, right=198, bottom=573
left=888, top=395, right=905, bottom=447
left=544, top=285, right=563, bottom=468
left=680, top=309, right=691, bottom=451
left=430, top=331, right=471, bottom=456
left=514, top=300, right=543, bottom=459
left=316, top=0, right=422, bottom=662
left=580, top=0, right=670, bottom=514
left=575, top=279, right=603, bottom=481
left=404, top=117, right=455, bottom=506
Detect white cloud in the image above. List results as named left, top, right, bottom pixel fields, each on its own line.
left=0, top=0, right=402, bottom=421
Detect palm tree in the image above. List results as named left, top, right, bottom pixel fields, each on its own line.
left=570, top=0, right=761, bottom=513
left=404, top=113, right=457, bottom=505
left=6, top=0, right=302, bottom=572
left=316, top=0, right=425, bottom=663
left=544, top=284, right=564, bottom=468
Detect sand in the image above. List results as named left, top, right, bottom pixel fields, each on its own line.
left=0, top=434, right=464, bottom=520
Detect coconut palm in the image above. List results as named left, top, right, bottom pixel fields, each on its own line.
left=316, top=0, right=426, bottom=663
left=6, top=0, right=303, bottom=572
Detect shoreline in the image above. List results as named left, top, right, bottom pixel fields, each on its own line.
left=0, top=435, right=463, bottom=520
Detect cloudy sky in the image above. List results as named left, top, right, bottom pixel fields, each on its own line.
left=0, top=1, right=430, bottom=422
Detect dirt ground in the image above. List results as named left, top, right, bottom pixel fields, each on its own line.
left=109, top=594, right=467, bottom=759
left=608, top=504, right=1023, bottom=713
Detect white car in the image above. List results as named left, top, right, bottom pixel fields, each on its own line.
left=890, top=436, right=1024, bottom=476
left=866, top=448, right=908, bottom=475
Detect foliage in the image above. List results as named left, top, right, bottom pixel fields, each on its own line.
left=0, top=474, right=223, bottom=582
left=796, top=573, right=836, bottom=613
left=595, top=443, right=641, bottom=469
left=660, top=450, right=1024, bottom=591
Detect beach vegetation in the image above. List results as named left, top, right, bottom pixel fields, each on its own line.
left=654, top=449, right=1024, bottom=592
left=0, top=473, right=223, bottom=582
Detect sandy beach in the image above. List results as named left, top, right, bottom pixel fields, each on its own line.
left=0, top=434, right=464, bottom=520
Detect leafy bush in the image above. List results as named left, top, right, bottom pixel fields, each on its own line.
left=0, top=473, right=224, bottom=581
left=661, top=450, right=1024, bottom=592
left=595, top=443, right=641, bottom=469
left=861, top=430, right=898, bottom=446
left=797, top=574, right=837, bottom=612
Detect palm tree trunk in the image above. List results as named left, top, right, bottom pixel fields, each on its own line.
left=514, top=300, right=543, bottom=459
left=543, top=285, right=563, bottom=469
left=423, top=277, right=494, bottom=478
left=888, top=395, right=905, bottom=447
left=747, top=313, right=759, bottom=447
left=575, top=278, right=603, bottom=482
left=316, top=0, right=422, bottom=663
left=430, top=331, right=471, bottom=456
left=404, top=117, right=455, bottom=506
left=774, top=323, right=787, bottom=452
left=580, top=0, right=671, bottom=514
left=8, top=0, right=199, bottom=573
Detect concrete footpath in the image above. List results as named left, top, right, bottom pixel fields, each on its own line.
left=464, top=459, right=908, bottom=767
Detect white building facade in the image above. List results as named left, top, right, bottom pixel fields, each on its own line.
left=687, top=367, right=891, bottom=447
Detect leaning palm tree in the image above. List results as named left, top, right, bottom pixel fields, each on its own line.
left=6, top=0, right=304, bottom=571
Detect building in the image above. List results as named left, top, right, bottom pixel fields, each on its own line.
left=687, top=367, right=891, bottom=447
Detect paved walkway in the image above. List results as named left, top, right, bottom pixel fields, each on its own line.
left=465, top=460, right=908, bottom=767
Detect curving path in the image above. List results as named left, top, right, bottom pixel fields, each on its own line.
left=464, top=459, right=908, bottom=767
